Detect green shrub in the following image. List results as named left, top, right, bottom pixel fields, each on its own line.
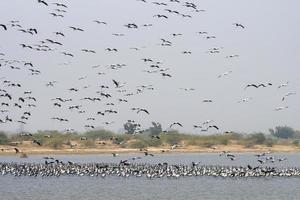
left=81, top=140, right=96, bottom=147
left=161, top=132, right=184, bottom=145
left=186, top=139, right=198, bottom=146
left=0, top=132, right=8, bottom=145
left=292, top=140, right=299, bottom=146
left=244, top=142, right=255, bottom=148
left=148, top=139, right=162, bottom=147
left=119, top=143, right=128, bottom=148
left=129, top=140, right=148, bottom=149
left=84, top=130, right=115, bottom=140
left=248, top=133, right=266, bottom=144
left=44, top=138, right=64, bottom=149
left=220, top=138, right=229, bottom=145
left=202, top=142, right=215, bottom=148
left=265, top=139, right=275, bottom=147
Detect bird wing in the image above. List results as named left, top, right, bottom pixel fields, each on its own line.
left=0, top=24, right=7, bottom=30
left=112, top=79, right=119, bottom=87
left=141, top=109, right=149, bottom=114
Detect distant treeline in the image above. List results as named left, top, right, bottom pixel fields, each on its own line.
left=0, top=125, right=300, bottom=149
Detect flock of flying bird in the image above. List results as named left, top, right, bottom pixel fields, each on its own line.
left=0, top=0, right=297, bottom=138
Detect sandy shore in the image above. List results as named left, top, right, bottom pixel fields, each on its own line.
left=1, top=145, right=300, bottom=155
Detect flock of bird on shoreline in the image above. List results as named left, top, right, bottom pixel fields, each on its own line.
left=0, top=153, right=295, bottom=178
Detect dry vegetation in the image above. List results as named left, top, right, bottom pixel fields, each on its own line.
left=0, top=126, right=300, bottom=154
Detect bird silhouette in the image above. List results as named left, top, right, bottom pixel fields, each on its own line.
left=0, top=24, right=7, bottom=30
left=233, top=23, right=245, bottom=28
left=153, top=14, right=168, bottom=19
left=69, top=26, right=84, bottom=31
left=37, top=0, right=48, bottom=6
left=170, top=122, right=183, bottom=128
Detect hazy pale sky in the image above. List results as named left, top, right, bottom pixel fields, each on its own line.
left=0, top=0, right=299, bottom=134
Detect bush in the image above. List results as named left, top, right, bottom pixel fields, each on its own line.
left=44, top=138, right=64, bottom=149
left=292, top=140, right=299, bottom=146
left=244, top=142, right=255, bottom=148
left=202, top=142, right=215, bottom=148
left=148, top=139, right=162, bottom=147
left=161, top=132, right=183, bottom=145
left=265, top=139, right=275, bottom=147
left=119, top=143, right=127, bottom=148
left=0, top=132, right=8, bottom=145
left=129, top=135, right=162, bottom=148
left=81, top=140, right=96, bottom=147
left=220, top=138, right=229, bottom=145
left=186, top=139, right=198, bottom=146
left=248, top=133, right=266, bottom=144
left=129, top=140, right=148, bottom=149
left=84, top=130, right=115, bottom=140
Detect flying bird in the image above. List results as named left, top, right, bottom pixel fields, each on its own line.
left=282, top=92, right=296, bottom=101
left=38, top=0, right=48, bottom=6
left=54, top=32, right=65, bottom=37
left=208, top=125, right=219, bottom=130
left=124, top=23, right=138, bottom=28
left=278, top=82, right=289, bottom=89
left=244, top=83, right=272, bottom=90
left=137, top=108, right=150, bottom=114
left=50, top=13, right=64, bottom=17
left=161, top=73, right=172, bottom=77
left=0, top=24, right=7, bottom=30
left=170, top=122, right=183, bottom=128
left=153, top=14, right=168, bottom=19
left=112, top=79, right=125, bottom=88
left=233, top=23, right=245, bottom=28
left=218, top=71, right=232, bottom=78
left=53, top=3, right=67, bottom=8
left=62, top=52, right=74, bottom=57
left=275, top=106, right=288, bottom=111
left=94, top=20, right=107, bottom=25
left=69, top=26, right=84, bottom=31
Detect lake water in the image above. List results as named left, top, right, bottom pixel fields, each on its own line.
left=0, top=153, right=300, bottom=200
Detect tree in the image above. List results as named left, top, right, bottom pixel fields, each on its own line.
left=148, top=122, right=162, bottom=136
left=0, top=132, right=8, bottom=145
left=124, top=122, right=139, bottom=134
left=269, top=126, right=295, bottom=139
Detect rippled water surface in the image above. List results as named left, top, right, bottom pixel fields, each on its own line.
left=1, top=153, right=300, bottom=200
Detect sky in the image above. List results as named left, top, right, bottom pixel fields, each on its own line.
left=0, top=0, right=299, bottom=134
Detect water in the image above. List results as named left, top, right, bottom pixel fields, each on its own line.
left=1, top=153, right=300, bottom=200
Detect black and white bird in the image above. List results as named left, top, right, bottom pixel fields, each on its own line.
left=282, top=92, right=296, bottom=101
left=233, top=23, right=245, bottom=28
left=170, top=122, right=183, bottom=128
left=0, top=24, right=7, bottom=30
left=278, top=82, right=289, bottom=89
left=275, top=106, right=288, bottom=111
left=38, top=0, right=48, bottom=6
left=112, top=79, right=126, bottom=88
